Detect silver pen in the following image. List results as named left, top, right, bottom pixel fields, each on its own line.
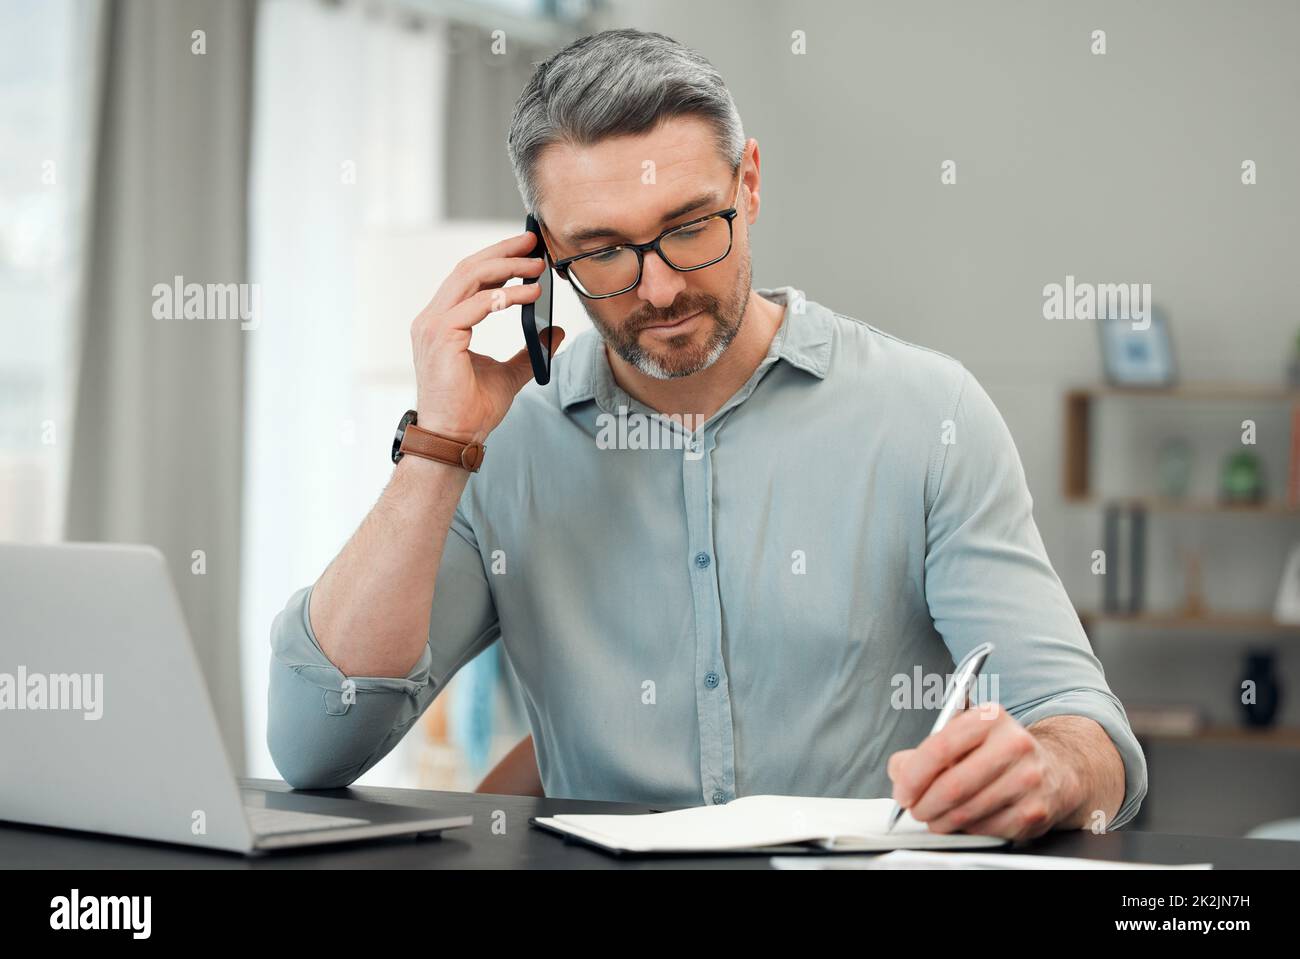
left=885, top=641, right=995, bottom=833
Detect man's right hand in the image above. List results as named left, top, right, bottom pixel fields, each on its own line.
left=308, top=231, right=567, bottom=679
left=410, top=229, right=566, bottom=444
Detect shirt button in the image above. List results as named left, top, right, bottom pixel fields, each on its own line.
left=694, top=551, right=711, bottom=569
left=704, top=671, right=719, bottom=689
left=712, top=791, right=727, bottom=805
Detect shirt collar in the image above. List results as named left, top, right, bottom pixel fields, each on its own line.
left=558, top=285, right=833, bottom=411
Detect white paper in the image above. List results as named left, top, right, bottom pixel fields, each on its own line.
left=771, top=849, right=1214, bottom=869
left=534, top=795, right=1007, bottom=854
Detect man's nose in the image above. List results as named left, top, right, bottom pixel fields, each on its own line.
left=635, top=251, right=686, bottom=309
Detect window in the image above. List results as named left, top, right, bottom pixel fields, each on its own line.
left=0, top=0, right=98, bottom=541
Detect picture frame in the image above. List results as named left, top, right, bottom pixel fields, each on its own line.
left=1097, top=305, right=1176, bottom=387
left=1275, top=542, right=1300, bottom=624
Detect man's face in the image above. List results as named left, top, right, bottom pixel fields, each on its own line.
left=534, top=115, right=753, bottom=380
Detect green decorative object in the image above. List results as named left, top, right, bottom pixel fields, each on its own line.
left=1220, top=451, right=1264, bottom=504
left=1158, top=438, right=1193, bottom=498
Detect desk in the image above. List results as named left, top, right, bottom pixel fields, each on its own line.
left=3, top=778, right=1299, bottom=868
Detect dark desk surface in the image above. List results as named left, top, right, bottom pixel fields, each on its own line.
left=4, top=778, right=1299, bottom=869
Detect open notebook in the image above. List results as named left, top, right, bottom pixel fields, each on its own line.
left=531, top=795, right=1009, bottom=855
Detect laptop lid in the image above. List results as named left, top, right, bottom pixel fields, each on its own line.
left=0, top=542, right=255, bottom=852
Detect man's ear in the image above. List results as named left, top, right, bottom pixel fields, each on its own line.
left=741, top=138, right=762, bottom=226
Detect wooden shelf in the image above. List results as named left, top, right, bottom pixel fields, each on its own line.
left=1063, top=384, right=1300, bottom=758
left=1136, top=726, right=1300, bottom=749
left=1065, top=495, right=1300, bottom=514
left=1078, top=610, right=1300, bottom=635
left=1063, top=383, right=1300, bottom=502
left=1069, top=383, right=1300, bottom=402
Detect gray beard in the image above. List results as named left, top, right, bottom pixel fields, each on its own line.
left=629, top=333, right=731, bottom=380
left=586, top=257, right=752, bottom=380
left=590, top=303, right=743, bottom=380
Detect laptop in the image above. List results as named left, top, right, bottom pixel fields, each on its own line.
left=0, top=541, right=472, bottom=853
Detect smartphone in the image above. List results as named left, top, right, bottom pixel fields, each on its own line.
left=521, top=213, right=554, bottom=386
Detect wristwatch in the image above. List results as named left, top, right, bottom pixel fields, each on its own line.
left=391, top=409, right=486, bottom=472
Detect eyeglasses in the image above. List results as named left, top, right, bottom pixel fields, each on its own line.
left=540, top=170, right=743, bottom=299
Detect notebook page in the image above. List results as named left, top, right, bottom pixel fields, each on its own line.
left=537, top=795, right=1003, bottom=853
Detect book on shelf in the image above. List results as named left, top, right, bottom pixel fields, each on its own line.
left=1126, top=704, right=1206, bottom=738
left=1289, top=403, right=1300, bottom=508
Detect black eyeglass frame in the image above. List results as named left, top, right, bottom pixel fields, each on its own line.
left=540, top=170, right=744, bottom=300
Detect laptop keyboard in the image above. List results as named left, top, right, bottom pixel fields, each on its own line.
left=245, top=806, right=371, bottom=836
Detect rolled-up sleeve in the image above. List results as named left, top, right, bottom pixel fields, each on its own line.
left=267, top=502, right=500, bottom=789
left=922, top=366, right=1148, bottom=830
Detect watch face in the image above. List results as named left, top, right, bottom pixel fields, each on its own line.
left=392, top=409, right=418, bottom=464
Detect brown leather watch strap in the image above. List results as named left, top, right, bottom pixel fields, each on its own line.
left=399, top=423, right=486, bottom=473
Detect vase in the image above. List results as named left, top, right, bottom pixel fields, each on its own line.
left=1239, top=652, right=1282, bottom=728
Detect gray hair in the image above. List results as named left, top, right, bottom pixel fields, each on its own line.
left=506, top=28, right=746, bottom=218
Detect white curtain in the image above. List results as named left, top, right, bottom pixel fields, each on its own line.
left=67, top=0, right=255, bottom=770
left=241, top=0, right=448, bottom=781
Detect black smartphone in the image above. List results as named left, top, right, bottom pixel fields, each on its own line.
left=521, top=214, right=554, bottom=386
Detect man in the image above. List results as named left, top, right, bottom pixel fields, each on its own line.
left=268, top=28, right=1146, bottom=841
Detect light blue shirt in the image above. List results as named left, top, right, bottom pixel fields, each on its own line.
left=267, top=286, right=1147, bottom=828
